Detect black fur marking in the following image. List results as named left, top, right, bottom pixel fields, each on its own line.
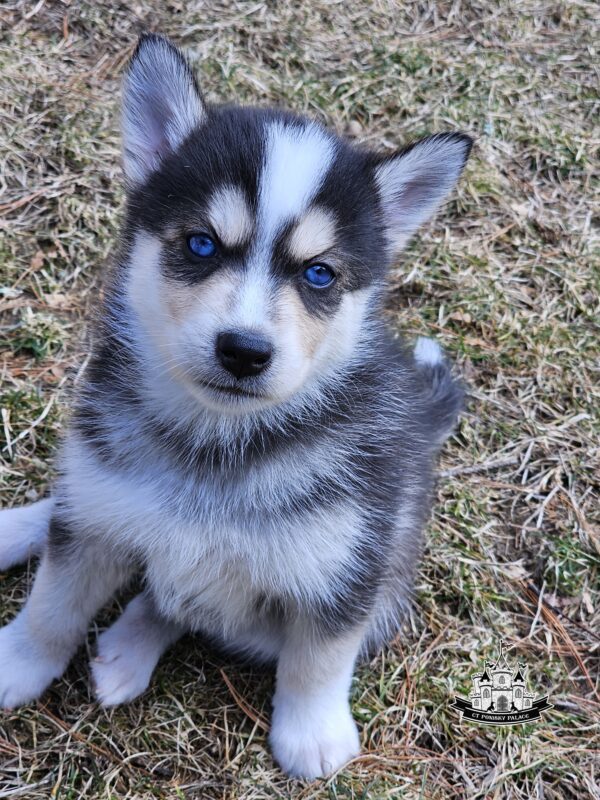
left=254, top=594, right=288, bottom=623
left=47, top=516, right=76, bottom=561
left=126, top=105, right=271, bottom=285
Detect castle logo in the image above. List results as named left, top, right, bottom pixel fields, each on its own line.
left=451, top=641, right=553, bottom=726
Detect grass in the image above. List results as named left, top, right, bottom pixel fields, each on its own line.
left=0, top=0, right=598, bottom=798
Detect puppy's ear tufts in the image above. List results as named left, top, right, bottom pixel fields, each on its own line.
left=374, top=132, right=472, bottom=254
left=122, top=34, right=206, bottom=185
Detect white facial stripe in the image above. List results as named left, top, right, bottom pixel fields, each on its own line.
left=259, top=121, right=335, bottom=242
left=231, top=264, right=274, bottom=329
left=207, top=185, right=253, bottom=248
left=287, top=206, right=336, bottom=261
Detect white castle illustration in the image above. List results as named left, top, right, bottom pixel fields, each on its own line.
left=469, top=641, right=535, bottom=713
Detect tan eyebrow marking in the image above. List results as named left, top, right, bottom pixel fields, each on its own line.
left=287, top=206, right=336, bottom=261
left=207, top=185, right=253, bottom=247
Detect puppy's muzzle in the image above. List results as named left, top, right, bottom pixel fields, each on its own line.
left=216, top=331, right=273, bottom=380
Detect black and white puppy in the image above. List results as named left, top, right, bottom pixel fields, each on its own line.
left=0, top=35, right=471, bottom=779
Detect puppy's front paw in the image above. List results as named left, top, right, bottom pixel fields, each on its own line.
left=92, top=619, right=156, bottom=706
left=0, top=618, right=66, bottom=709
left=270, top=692, right=360, bottom=779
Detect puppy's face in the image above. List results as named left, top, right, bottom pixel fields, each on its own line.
left=121, top=36, right=471, bottom=414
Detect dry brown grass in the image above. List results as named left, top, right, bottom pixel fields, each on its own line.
left=1, top=1, right=599, bottom=798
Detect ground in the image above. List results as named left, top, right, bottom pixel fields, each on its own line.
left=0, top=1, right=598, bottom=798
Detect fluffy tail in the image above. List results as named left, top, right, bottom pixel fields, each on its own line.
left=413, top=337, right=465, bottom=445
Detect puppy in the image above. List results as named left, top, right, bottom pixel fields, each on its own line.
left=0, top=34, right=471, bottom=779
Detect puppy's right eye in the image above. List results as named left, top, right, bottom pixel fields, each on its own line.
left=187, top=233, right=217, bottom=258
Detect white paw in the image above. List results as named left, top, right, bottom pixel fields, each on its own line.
left=0, top=616, right=66, bottom=709
left=92, top=612, right=159, bottom=706
left=0, top=499, right=53, bottom=570
left=270, top=693, right=360, bottom=779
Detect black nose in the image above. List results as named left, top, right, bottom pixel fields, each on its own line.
left=216, top=331, right=273, bottom=379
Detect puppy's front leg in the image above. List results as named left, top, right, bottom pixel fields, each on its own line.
left=92, top=591, right=185, bottom=706
left=0, top=516, right=131, bottom=708
left=270, top=621, right=363, bottom=779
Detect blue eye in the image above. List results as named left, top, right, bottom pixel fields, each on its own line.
left=303, top=264, right=335, bottom=288
left=187, top=233, right=217, bottom=258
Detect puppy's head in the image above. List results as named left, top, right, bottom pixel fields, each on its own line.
left=121, top=34, right=471, bottom=415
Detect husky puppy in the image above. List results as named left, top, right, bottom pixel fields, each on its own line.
left=0, top=35, right=471, bottom=778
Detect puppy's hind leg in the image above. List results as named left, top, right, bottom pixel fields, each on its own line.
left=0, top=515, right=132, bottom=709
left=0, top=498, right=54, bottom=570
left=92, top=591, right=185, bottom=706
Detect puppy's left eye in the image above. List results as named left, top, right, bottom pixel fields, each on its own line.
left=303, top=264, right=335, bottom=288
left=187, top=233, right=217, bottom=258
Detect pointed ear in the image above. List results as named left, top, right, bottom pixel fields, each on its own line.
left=121, top=34, right=206, bottom=185
left=374, top=132, right=473, bottom=253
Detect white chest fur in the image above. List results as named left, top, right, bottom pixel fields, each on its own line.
left=60, top=433, right=363, bottom=648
